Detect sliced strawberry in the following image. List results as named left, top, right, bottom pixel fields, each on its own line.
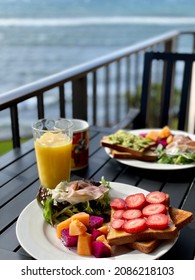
left=125, top=193, right=146, bottom=209
left=146, top=214, right=169, bottom=230
left=122, top=209, right=142, bottom=220
left=123, top=218, right=147, bottom=233
left=113, top=209, right=125, bottom=219
left=111, top=219, right=125, bottom=230
left=146, top=191, right=166, bottom=204
left=110, top=198, right=125, bottom=209
left=142, top=203, right=167, bottom=217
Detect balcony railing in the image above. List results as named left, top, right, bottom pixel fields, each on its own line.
left=0, top=30, right=195, bottom=150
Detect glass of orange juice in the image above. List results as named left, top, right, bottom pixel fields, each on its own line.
left=32, top=118, right=73, bottom=189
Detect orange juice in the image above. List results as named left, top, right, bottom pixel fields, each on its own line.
left=34, top=132, right=72, bottom=189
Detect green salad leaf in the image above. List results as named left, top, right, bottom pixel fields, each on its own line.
left=155, top=143, right=195, bottom=165
left=36, top=177, right=111, bottom=225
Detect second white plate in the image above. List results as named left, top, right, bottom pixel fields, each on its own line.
left=105, top=129, right=195, bottom=170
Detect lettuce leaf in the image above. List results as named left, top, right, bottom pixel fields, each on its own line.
left=36, top=177, right=111, bottom=225
left=155, top=144, right=195, bottom=165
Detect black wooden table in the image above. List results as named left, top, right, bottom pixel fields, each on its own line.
left=0, top=126, right=195, bottom=260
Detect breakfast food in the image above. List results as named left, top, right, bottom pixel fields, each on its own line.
left=107, top=191, right=179, bottom=246
left=54, top=186, right=193, bottom=257
left=57, top=212, right=111, bottom=258
left=56, top=203, right=193, bottom=257
left=107, top=191, right=193, bottom=254
left=128, top=207, right=194, bottom=253
left=111, top=149, right=157, bottom=161
left=101, top=126, right=195, bottom=164
left=36, top=174, right=193, bottom=258
left=36, top=177, right=111, bottom=225
left=101, top=130, right=156, bottom=158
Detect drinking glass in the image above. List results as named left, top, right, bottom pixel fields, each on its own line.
left=32, top=118, right=73, bottom=189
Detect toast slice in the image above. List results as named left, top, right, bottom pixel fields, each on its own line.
left=111, top=149, right=157, bottom=162
left=107, top=208, right=178, bottom=246
left=128, top=207, right=193, bottom=253
left=101, top=130, right=156, bottom=157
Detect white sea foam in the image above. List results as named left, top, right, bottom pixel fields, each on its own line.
left=0, top=16, right=195, bottom=27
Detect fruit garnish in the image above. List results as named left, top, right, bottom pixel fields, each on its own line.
left=111, top=219, right=125, bottom=230
left=142, top=203, right=167, bottom=217
left=125, top=193, right=146, bottom=209
left=146, top=213, right=169, bottom=230
left=113, top=209, right=125, bottom=219
left=110, top=198, right=126, bottom=209
left=146, top=191, right=166, bottom=204
left=122, top=209, right=142, bottom=220
left=123, top=218, right=147, bottom=233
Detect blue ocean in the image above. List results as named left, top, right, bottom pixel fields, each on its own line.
left=0, top=0, right=195, bottom=94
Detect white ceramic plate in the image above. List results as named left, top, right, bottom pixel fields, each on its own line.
left=105, top=129, right=195, bottom=170
left=16, top=182, right=177, bottom=260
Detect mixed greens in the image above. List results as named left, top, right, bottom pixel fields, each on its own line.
left=36, top=177, right=111, bottom=225
left=155, top=143, right=195, bottom=164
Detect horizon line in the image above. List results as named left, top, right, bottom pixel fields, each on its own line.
left=0, top=16, right=195, bottom=26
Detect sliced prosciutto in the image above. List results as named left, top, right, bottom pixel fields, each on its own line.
left=52, top=180, right=109, bottom=204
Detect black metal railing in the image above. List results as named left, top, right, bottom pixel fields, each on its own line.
left=0, top=30, right=195, bottom=149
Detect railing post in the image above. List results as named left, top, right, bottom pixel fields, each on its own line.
left=187, top=63, right=195, bottom=133
left=72, top=76, right=88, bottom=120
left=92, top=71, right=97, bottom=125
left=138, top=52, right=153, bottom=128
left=164, top=37, right=177, bottom=52
left=37, top=94, right=45, bottom=119
left=10, top=105, right=20, bottom=148
left=59, top=85, right=65, bottom=118
left=160, top=60, right=175, bottom=127
left=192, top=32, right=195, bottom=53
left=162, top=37, right=177, bottom=122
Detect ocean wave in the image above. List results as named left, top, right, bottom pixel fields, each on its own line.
left=0, top=16, right=195, bottom=27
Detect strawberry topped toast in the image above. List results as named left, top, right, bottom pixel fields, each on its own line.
left=107, top=191, right=179, bottom=246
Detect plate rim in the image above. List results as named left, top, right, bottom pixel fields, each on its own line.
left=16, top=181, right=178, bottom=260
left=105, top=129, right=195, bottom=170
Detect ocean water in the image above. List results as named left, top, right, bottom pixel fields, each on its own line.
left=0, top=0, right=195, bottom=93
left=0, top=0, right=195, bottom=137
